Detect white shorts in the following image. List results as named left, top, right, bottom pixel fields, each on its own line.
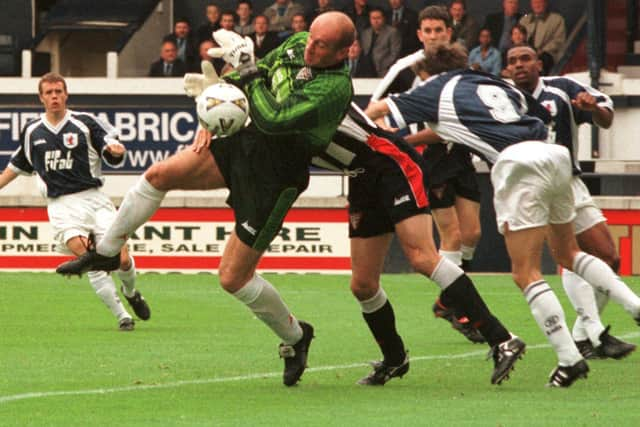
left=571, top=176, right=606, bottom=234
left=491, top=141, right=575, bottom=234
left=47, top=188, right=117, bottom=254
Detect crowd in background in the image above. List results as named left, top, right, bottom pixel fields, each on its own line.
left=149, top=0, right=567, bottom=79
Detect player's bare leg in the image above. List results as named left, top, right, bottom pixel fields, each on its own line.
left=504, top=224, right=587, bottom=387
left=220, top=232, right=312, bottom=386
left=396, top=214, right=522, bottom=384
left=455, top=196, right=481, bottom=270
left=65, top=235, right=134, bottom=330
left=432, top=206, right=462, bottom=264
left=56, top=138, right=226, bottom=275
left=559, top=222, right=634, bottom=359
left=116, top=246, right=150, bottom=321
left=430, top=205, right=485, bottom=342
left=548, top=222, right=640, bottom=326
left=351, top=234, right=409, bottom=385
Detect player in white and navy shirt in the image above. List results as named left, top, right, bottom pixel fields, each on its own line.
left=11, top=109, right=124, bottom=197
left=370, top=4, right=486, bottom=343
left=312, top=102, right=524, bottom=386
left=0, top=73, right=150, bottom=331
left=365, top=42, right=640, bottom=387
left=507, top=45, right=637, bottom=361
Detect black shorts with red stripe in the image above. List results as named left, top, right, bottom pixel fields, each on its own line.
left=348, top=133, right=430, bottom=238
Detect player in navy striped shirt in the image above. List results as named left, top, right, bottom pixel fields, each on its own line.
left=507, top=45, right=637, bottom=360
left=365, top=42, right=640, bottom=386
left=0, top=73, right=150, bottom=331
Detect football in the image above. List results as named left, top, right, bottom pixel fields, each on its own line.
left=196, top=83, right=249, bottom=137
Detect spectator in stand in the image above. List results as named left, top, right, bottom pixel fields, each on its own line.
left=308, top=0, right=335, bottom=24
left=194, top=39, right=228, bottom=76
left=235, top=1, right=255, bottom=36
left=164, top=18, right=197, bottom=71
left=501, top=23, right=528, bottom=77
left=346, top=38, right=363, bottom=77
left=149, top=39, right=186, bottom=77
left=280, top=12, right=307, bottom=40
left=449, top=0, right=478, bottom=49
left=291, top=13, right=308, bottom=33
left=250, top=14, right=282, bottom=59
left=468, top=28, right=502, bottom=76
left=387, top=0, right=420, bottom=56
left=511, top=23, right=528, bottom=46
left=344, top=0, right=371, bottom=36
left=196, top=3, right=221, bottom=45
left=359, top=8, right=401, bottom=77
left=519, top=0, right=565, bottom=75
left=484, top=0, right=523, bottom=53
left=263, top=0, right=305, bottom=35
left=219, top=10, right=236, bottom=31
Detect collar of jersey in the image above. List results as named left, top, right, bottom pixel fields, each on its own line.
left=41, top=110, right=71, bottom=134
left=532, top=78, right=544, bottom=99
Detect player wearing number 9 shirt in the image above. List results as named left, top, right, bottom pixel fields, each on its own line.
left=366, top=42, right=640, bottom=387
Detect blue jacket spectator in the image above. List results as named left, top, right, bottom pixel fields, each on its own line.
left=468, top=29, right=502, bottom=76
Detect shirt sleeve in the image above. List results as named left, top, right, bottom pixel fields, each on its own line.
left=9, top=122, right=35, bottom=175
left=80, top=113, right=126, bottom=168
left=386, top=80, right=439, bottom=130
left=370, top=50, right=425, bottom=102
left=562, top=77, right=613, bottom=126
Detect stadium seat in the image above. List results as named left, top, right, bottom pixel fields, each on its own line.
left=0, top=33, right=17, bottom=76
left=34, top=0, right=159, bottom=52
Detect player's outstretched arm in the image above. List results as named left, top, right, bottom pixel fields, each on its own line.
left=0, top=168, right=18, bottom=191
left=404, top=128, right=443, bottom=146
left=104, top=142, right=126, bottom=158
left=572, top=91, right=614, bottom=129
left=364, top=99, right=391, bottom=121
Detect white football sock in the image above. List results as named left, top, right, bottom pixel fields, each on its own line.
left=117, top=256, right=137, bottom=298
left=524, top=280, right=583, bottom=366
left=358, top=287, right=388, bottom=313
left=439, top=249, right=462, bottom=266
left=97, top=176, right=166, bottom=256
left=429, top=257, right=464, bottom=290
left=460, top=244, right=476, bottom=262
left=233, top=274, right=303, bottom=345
left=88, top=271, right=131, bottom=321
left=595, top=286, right=610, bottom=313
left=562, top=269, right=605, bottom=345
left=573, top=252, right=640, bottom=318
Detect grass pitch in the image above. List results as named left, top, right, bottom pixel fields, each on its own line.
left=1, top=272, right=639, bottom=426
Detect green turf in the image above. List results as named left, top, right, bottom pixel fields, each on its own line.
left=1, top=272, right=639, bottom=426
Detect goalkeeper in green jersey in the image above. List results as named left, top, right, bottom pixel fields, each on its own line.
left=57, top=12, right=355, bottom=387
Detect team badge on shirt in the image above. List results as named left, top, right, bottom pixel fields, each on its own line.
left=62, top=132, right=79, bottom=149
left=295, top=66, right=313, bottom=81
left=540, top=100, right=558, bottom=117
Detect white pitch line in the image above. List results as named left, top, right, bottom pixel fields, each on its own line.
left=1, top=332, right=638, bottom=405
